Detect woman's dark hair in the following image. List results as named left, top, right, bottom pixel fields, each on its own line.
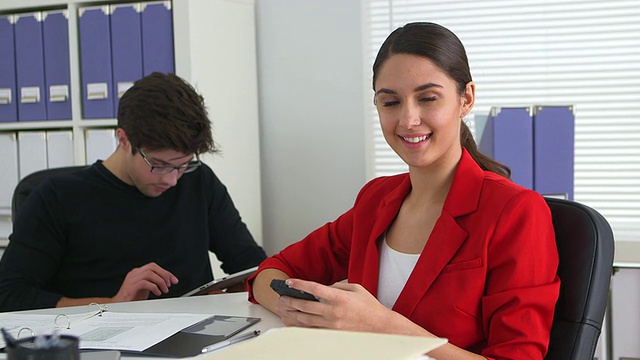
left=372, top=22, right=510, bottom=179
left=117, top=72, right=218, bottom=155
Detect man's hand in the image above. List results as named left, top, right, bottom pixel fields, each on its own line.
left=112, top=262, right=179, bottom=302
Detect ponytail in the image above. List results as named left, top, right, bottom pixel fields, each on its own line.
left=460, top=121, right=511, bottom=179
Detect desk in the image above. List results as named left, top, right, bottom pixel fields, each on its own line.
left=0, top=292, right=283, bottom=359
left=607, top=241, right=640, bottom=360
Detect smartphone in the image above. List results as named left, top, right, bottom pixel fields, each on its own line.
left=269, top=279, right=319, bottom=301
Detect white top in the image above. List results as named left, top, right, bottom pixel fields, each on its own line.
left=377, top=236, right=421, bottom=309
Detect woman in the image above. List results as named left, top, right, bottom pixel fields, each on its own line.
left=249, top=22, right=560, bottom=360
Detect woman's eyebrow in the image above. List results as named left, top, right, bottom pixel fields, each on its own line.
left=414, top=83, right=443, bottom=92
left=375, top=82, right=443, bottom=96
left=375, top=88, right=396, bottom=96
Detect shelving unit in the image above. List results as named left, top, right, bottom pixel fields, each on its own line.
left=1, top=0, right=118, bottom=165
left=0, top=0, right=263, bottom=248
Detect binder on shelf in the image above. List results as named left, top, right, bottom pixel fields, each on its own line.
left=78, top=6, right=114, bottom=119
left=0, top=15, right=18, bottom=122
left=110, top=3, right=143, bottom=111
left=533, top=105, right=575, bottom=200
left=43, top=10, right=72, bottom=120
left=46, top=130, right=75, bottom=168
left=18, top=131, right=48, bottom=179
left=141, top=1, right=175, bottom=75
left=478, top=106, right=534, bottom=190
left=0, top=133, right=19, bottom=212
left=85, top=129, right=118, bottom=164
left=14, top=12, right=47, bottom=121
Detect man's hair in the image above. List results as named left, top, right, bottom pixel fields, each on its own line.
left=117, top=72, right=217, bottom=155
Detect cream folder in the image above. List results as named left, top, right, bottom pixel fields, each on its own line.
left=18, top=131, right=48, bottom=179
left=85, top=129, right=117, bottom=164
left=200, top=327, right=447, bottom=360
left=0, top=132, right=19, bottom=213
left=46, top=130, right=75, bottom=168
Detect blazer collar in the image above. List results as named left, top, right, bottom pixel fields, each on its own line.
left=390, top=148, right=486, bottom=316
left=442, top=147, right=484, bottom=218
left=376, top=148, right=484, bottom=223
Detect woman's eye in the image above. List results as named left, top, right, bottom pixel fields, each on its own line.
left=420, top=96, right=437, bottom=102
left=382, top=100, right=399, bottom=107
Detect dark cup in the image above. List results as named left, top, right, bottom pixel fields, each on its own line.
left=5, top=334, right=80, bottom=360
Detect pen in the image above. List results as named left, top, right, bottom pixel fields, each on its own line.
left=201, top=329, right=261, bottom=353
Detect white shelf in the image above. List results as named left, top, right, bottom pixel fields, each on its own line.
left=0, top=0, right=263, bottom=245
left=0, top=119, right=117, bottom=131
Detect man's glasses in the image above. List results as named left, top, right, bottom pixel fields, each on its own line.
left=136, top=147, right=201, bottom=175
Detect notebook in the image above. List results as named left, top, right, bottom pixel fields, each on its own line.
left=141, top=315, right=261, bottom=357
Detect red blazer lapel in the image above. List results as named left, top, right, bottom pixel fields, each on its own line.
left=359, top=175, right=412, bottom=294
left=393, top=212, right=468, bottom=315
left=392, top=148, right=484, bottom=316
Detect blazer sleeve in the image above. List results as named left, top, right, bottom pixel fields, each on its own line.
left=246, top=179, right=385, bottom=302
left=481, top=190, right=560, bottom=359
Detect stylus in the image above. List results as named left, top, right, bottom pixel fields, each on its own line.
left=200, top=329, right=261, bottom=353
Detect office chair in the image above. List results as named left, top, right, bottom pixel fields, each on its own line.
left=11, top=166, right=88, bottom=223
left=544, top=197, right=615, bottom=360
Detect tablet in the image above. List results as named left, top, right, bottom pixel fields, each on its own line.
left=181, top=266, right=259, bottom=297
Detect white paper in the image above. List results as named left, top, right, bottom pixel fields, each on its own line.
left=0, top=312, right=211, bottom=352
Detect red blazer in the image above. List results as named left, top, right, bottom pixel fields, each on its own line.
left=249, top=148, right=560, bottom=360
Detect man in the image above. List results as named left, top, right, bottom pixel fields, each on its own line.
left=0, top=73, right=266, bottom=311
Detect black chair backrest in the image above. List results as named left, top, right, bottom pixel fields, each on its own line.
left=11, top=166, right=89, bottom=223
left=544, top=197, right=614, bottom=360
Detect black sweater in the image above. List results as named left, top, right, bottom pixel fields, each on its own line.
left=0, top=162, right=266, bottom=311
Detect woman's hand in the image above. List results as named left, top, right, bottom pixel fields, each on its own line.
left=275, top=279, right=402, bottom=333
left=271, top=278, right=484, bottom=360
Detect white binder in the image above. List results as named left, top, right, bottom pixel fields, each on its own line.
left=85, top=129, right=117, bottom=164
left=18, top=131, right=48, bottom=179
left=0, top=132, right=19, bottom=214
left=46, top=130, right=75, bottom=168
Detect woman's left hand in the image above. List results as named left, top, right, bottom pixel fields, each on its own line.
left=274, top=279, right=397, bottom=333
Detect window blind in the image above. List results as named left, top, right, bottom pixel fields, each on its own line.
left=365, top=0, right=640, bottom=241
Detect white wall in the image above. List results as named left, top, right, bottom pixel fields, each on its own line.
left=175, top=0, right=263, bottom=248
left=256, top=0, right=367, bottom=255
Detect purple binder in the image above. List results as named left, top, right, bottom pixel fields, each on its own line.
left=478, top=107, right=534, bottom=189
left=79, top=6, right=114, bottom=119
left=0, top=15, right=17, bottom=122
left=14, top=12, right=47, bottom=121
left=142, top=1, right=175, bottom=75
left=533, top=106, right=575, bottom=200
left=110, top=4, right=143, bottom=111
left=43, top=10, right=72, bottom=120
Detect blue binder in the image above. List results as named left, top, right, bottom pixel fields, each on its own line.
left=533, top=105, right=575, bottom=200
left=478, top=107, right=534, bottom=189
left=14, top=12, right=47, bottom=121
left=110, top=3, right=143, bottom=111
left=0, top=15, right=17, bottom=122
left=43, top=10, right=72, bottom=120
left=79, top=6, right=114, bottom=119
left=141, top=1, right=175, bottom=75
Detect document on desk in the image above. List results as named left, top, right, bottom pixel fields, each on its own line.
left=0, top=312, right=211, bottom=352
left=200, top=327, right=447, bottom=360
